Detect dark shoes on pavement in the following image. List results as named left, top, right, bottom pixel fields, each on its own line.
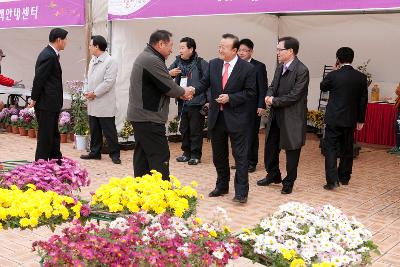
left=232, top=195, right=248, bottom=203
left=111, top=158, right=121, bottom=164
left=176, top=155, right=190, bottom=162
left=80, top=154, right=101, bottom=160
left=208, top=188, right=229, bottom=197
left=188, top=158, right=200, bottom=165
left=231, top=165, right=256, bottom=172
left=323, top=181, right=340, bottom=190
left=257, top=175, right=282, bottom=186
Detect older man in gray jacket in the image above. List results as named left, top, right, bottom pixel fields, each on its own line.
left=80, top=35, right=121, bottom=164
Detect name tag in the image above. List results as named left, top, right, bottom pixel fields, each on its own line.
left=180, top=76, right=188, bottom=87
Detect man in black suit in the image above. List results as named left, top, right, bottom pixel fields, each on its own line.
left=320, top=47, right=368, bottom=190
left=237, top=38, right=268, bottom=173
left=29, top=28, right=68, bottom=161
left=193, top=33, right=256, bottom=203
left=257, top=36, right=309, bottom=194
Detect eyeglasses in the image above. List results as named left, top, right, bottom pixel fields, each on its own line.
left=276, top=48, right=288, bottom=52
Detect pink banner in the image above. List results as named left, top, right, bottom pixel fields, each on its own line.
left=0, top=0, right=85, bottom=29
left=108, top=0, right=400, bottom=20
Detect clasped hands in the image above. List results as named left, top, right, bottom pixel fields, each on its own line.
left=265, top=96, right=274, bottom=106
left=84, top=91, right=96, bottom=101
left=180, top=86, right=195, bottom=101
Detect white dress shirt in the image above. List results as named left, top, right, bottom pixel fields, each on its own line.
left=48, top=43, right=59, bottom=56
left=222, top=55, right=239, bottom=78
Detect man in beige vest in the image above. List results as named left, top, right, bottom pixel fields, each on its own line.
left=80, top=35, right=121, bottom=164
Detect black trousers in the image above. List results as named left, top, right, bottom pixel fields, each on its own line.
left=324, top=125, right=354, bottom=185
left=132, top=122, right=170, bottom=181
left=88, top=116, right=120, bottom=159
left=264, top=119, right=301, bottom=186
left=247, top=113, right=261, bottom=167
left=396, top=110, right=400, bottom=147
left=35, top=109, right=62, bottom=161
left=210, top=112, right=248, bottom=197
left=179, top=105, right=205, bottom=159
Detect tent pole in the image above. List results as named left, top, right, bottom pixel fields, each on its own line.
left=85, top=0, right=93, bottom=74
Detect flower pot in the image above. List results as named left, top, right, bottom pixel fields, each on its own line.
left=60, top=133, right=68, bottom=143
left=119, top=141, right=135, bottom=151
left=0, top=122, right=4, bottom=128
left=19, top=127, right=28, bottom=136
left=6, top=125, right=12, bottom=133
left=75, top=134, right=88, bottom=150
left=28, top=128, right=36, bottom=138
left=12, top=126, right=19, bottom=134
left=69, top=132, right=74, bottom=142
left=168, top=134, right=182, bottom=143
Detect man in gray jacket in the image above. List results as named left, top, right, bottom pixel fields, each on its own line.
left=127, top=30, right=193, bottom=180
left=80, top=35, right=121, bottom=164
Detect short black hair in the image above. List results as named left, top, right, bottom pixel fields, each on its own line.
left=222, top=33, right=240, bottom=50
left=239, top=39, right=254, bottom=50
left=336, top=47, right=354, bottom=64
left=180, top=37, right=196, bottom=53
left=149, top=30, right=172, bottom=46
left=278, top=36, right=299, bottom=55
left=49, top=28, right=68, bottom=43
left=91, top=35, right=108, bottom=51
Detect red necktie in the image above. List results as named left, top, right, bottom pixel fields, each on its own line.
left=220, top=63, right=230, bottom=110
left=222, top=63, right=230, bottom=90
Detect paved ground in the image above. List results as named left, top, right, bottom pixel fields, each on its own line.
left=0, top=131, right=399, bottom=266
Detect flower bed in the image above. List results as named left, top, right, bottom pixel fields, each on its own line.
left=0, top=185, right=87, bottom=230
left=33, top=212, right=241, bottom=267
left=0, top=157, right=89, bottom=197
left=238, top=202, right=379, bottom=267
left=90, top=170, right=197, bottom=220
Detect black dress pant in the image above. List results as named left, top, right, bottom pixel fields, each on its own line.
left=264, top=118, right=301, bottom=186
left=88, top=116, right=120, bottom=159
left=210, top=112, right=248, bottom=197
left=132, top=122, right=170, bottom=181
left=35, top=109, right=62, bottom=161
left=247, top=113, right=261, bottom=167
left=324, top=125, right=354, bottom=185
left=179, top=105, right=205, bottom=159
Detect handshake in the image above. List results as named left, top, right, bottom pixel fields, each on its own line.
left=180, top=86, right=195, bottom=101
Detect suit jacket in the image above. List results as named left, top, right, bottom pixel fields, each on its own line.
left=31, top=45, right=63, bottom=112
left=196, top=57, right=256, bottom=132
left=250, top=58, right=268, bottom=109
left=320, top=65, right=368, bottom=128
left=266, top=57, right=309, bottom=150
left=87, top=52, right=118, bottom=117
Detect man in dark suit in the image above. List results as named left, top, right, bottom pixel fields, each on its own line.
left=193, top=33, right=256, bottom=203
left=29, top=28, right=68, bottom=161
left=320, top=47, right=368, bottom=190
left=237, top=38, right=268, bottom=173
left=257, top=36, right=309, bottom=194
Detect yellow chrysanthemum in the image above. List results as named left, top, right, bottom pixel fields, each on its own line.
left=291, top=259, right=306, bottom=267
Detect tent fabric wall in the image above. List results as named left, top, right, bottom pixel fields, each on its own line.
left=279, top=13, right=400, bottom=110
left=0, top=27, right=86, bottom=108
left=92, top=0, right=109, bottom=37
left=111, top=14, right=278, bottom=130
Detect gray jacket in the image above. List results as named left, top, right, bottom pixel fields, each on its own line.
left=127, top=45, right=185, bottom=124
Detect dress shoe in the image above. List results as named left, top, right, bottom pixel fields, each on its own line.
left=112, top=158, right=121, bottom=164
left=176, top=155, right=190, bottom=162
left=339, top=180, right=349, bottom=185
left=232, top=195, right=248, bottom=203
left=323, top=182, right=340, bottom=190
left=80, top=154, right=101, bottom=160
left=248, top=165, right=256, bottom=173
left=281, top=186, right=293, bottom=194
left=188, top=158, right=200, bottom=165
left=208, top=188, right=229, bottom=197
left=257, top=176, right=282, bottom=186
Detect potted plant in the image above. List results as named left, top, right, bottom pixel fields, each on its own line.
left=357, top=59, right=372, bottom=87
left=26, top=108, right=36, bottom=138
left=118, top=119, right=135, bottom=150
left=67, top=81, right=89, bottom=150
left=167, top=115, right=182, bottom=142
left=58, top=111, right=71, bottom=143
left=18, top=108, right=34, bottom=137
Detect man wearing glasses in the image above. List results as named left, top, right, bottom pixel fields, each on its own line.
left=237, top=39, right=268, bottom=173
left=257, top=36, right=309, bottom=194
